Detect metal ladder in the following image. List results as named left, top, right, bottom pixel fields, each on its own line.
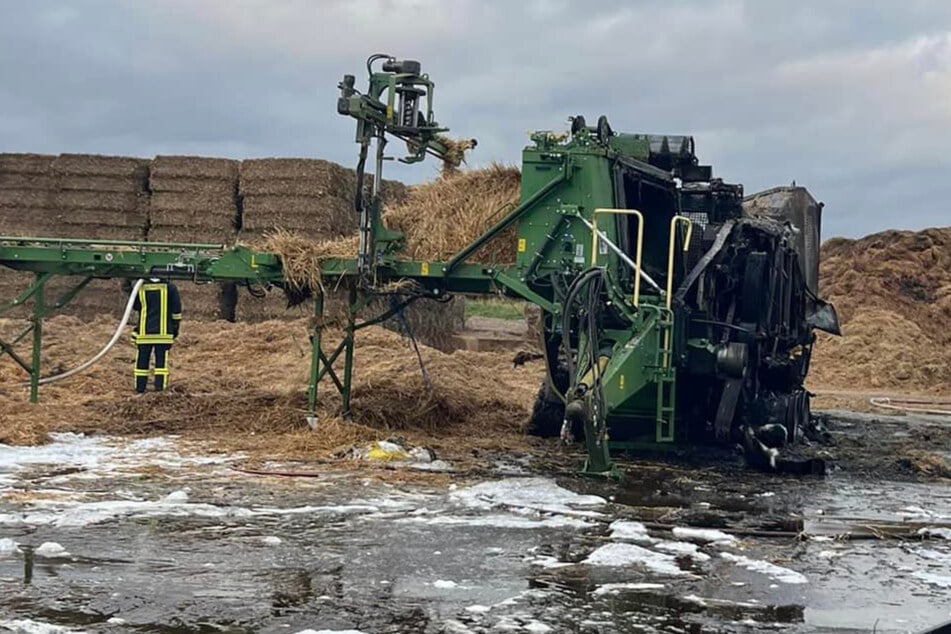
left=654, top=311, right=676, bottom=442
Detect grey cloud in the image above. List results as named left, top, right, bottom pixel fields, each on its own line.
left=2, top=0, right=950, bottom=237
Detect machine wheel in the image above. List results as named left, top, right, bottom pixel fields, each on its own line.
left=784, top=391, right=809, bottom=444
left=528, top=383, right=565, bottom=438
left=528, top=362, right=574, bottom=438
left=739, top=252, right=769, bottom=324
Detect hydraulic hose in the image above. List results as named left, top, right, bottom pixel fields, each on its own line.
left=20, top=278, right=144, bottom=387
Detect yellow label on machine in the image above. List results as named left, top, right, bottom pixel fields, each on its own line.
left=421, top=262, right=430, bottom=275
left=517, top=238, right=527, bottom=253
left=619, top=375, right=625, bottom=390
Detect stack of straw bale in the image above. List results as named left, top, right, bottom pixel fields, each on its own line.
left=0, top=153, right=57, bottom=237
left=0, top=154, right=57, bottom=317
left=149, top=156, right=240, bottom=321
left=0, top=153, right=138, bottom=319
left=238, top=158, right=358, bottom=240
left=50, top=154, right=149, bottom=240
left=149, top=156, right=238, bottom=243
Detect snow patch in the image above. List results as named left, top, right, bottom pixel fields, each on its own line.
left=672, top=527, right=737, bottom=544
left=433, top=579, right=458, bottom=589
left=294, top=630, right=368, bottom=634
left=261, top=536, right=283, bottom=546
left=584, top=543, right=690, bottom=576
left=720, top=552, right=807, bottom=584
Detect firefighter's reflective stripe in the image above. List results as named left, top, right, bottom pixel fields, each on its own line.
left=171, top=313, right=182, bottom=320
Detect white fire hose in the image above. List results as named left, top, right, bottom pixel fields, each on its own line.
left=869, top=396, right=951, bottom=417
left=19, top=278, right=144, bottom=387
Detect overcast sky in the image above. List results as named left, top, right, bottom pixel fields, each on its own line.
left=2, top=0, right=950, bottom=238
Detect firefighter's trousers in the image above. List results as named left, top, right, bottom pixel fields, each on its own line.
left=135, top=343, right=171, bottom=393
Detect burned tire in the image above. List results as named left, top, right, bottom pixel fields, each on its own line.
left=528, top=362, right=570, bottom=438
left=528, top=384, right=566, bottom=438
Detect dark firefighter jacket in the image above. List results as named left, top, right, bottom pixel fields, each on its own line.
left=132, top=281, right=182, bottom=344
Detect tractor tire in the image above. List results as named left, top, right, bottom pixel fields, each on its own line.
left=528, top=384, right=566, bottom=438
left=528, top=362, right=570, bottom=438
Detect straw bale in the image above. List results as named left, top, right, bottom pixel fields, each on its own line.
left=239, top=178, right=349, bottom=198
left=149, top=177, right=236, bottom=196
left=149, top=191, right=234, bottom=212
left=51, top=278, right=126, bottom=320
left=235, top=288, right=309, bottom=322
left=0, top=188, right=55, bottom=209
left=372, top=295, right=466, bottom=352
left=0, top=269, right=36, bottom=318
left=240, top=158, right=349, bottom=185
left=53, top=190, right=140, bottom=212
left=241, top=195, right=355, bottom=238
left=52, top=154, right=148, bottom=179
left=152, top=156, right=238, bottom=180
left=382, top=163, right=521, bottom=264
left=56, top=175, right=143, bottom=193
left=147, top=225, right=233, bottom=245
left=0, top=173, right=56, bottom=190
left=54, top=208, right=146, bottom=227
left=0, top=212, right=60, bottom=238
left=0, top=274, right=125, bottom=321
left=176, top=283, right=229, bottom=321
left=55, top=222, right=146, bottom=241
left=0, top=153, right=55, bottom=175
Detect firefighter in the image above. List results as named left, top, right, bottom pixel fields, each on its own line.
left=132, top=277, right=182, bottom=393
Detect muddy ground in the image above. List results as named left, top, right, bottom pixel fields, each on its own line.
left=0, top=410, right=949, bottom=634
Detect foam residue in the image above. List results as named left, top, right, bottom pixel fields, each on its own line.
left=0, top=620, right=80, bottom=633
left=34, top=542, right=70, bottom=558
left=919, top=527, right=951, bottom=540
left=0, top=537, right=20, bottom=556
left=395, top=513, right=589, bottom=530
left=0, top=492, right=388, bottom=528
left=609, top=520, right=655, bottom=544
left=653, top=539, right=711, bottom=561
left=672, top=526, right=737, bottom=544
left=433, top=579, right=458, bottom=589
left=450, top=478, right=605, bottom=518
left=584, top=543, right=689, bottom=577
left=720, top=552, right=807, bottom=584
left=911, top=571, right=951, bottom=589
left=592, top=582, right=666, bottom=595
left=0, top=432, right=234, bottom=491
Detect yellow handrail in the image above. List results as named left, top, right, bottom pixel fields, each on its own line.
left=663, top=215, right=693, bottom=368
left=591, top=208, right=644, bottom=306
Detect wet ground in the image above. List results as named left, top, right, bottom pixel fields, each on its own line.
left=0, top=411, right=949, bottom=634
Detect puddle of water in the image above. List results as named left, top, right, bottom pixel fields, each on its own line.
left=1, top=425, right=950, bottom=633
